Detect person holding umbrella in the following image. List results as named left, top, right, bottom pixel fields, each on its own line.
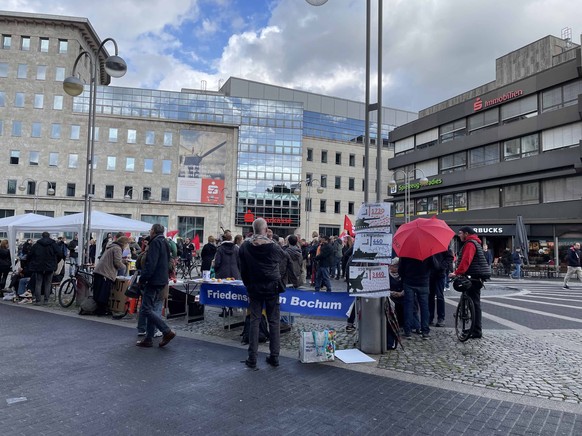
left=449, top=226, right=491, bottom=339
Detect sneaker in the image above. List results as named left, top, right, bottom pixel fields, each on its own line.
left=435, top=320, right=445, bottom=327
left=154, top=330, right=163, bottom=338
left=562, top=285, right=570, bottom=289
left=137, top=331, right=146, bottom=336
left=22, top=291, right=33, bottom=298
left=422, top=332, right=430, bottom=340
left=345, top=325, right=356, bottom=333
left=414, top=329, right=421, bottom=335
left=404, top=333, right=413, bottom=339
left=18, top=298, right=33, bottom=304
left=444, top=287, right=450, bottom=291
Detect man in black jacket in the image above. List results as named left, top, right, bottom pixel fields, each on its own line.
left=239, top=217, right=285, bottom=368
left=314, top=235, right=334, bottom=292
left=136, top=224, right=176, bottom=348
left=429, top=249, right=454, bottom=327
left=28, top=232, right=62, bottom=304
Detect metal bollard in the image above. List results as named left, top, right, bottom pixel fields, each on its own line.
left=358, top=296, right=386, bottom=354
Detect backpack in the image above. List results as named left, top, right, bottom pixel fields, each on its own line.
left=240, top=314, right=270, bottom=344
left=165, top=239, right=177, bottom=279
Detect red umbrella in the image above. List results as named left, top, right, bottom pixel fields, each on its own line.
left=392, top=216, right=454, bottom=261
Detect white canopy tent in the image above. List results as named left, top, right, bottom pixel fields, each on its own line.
left=0, top=213, right=54, bottom=270
left=16, top=211, right=152, bottom=265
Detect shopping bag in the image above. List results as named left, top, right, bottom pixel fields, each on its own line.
left=299, top=329, right=336, bottom=363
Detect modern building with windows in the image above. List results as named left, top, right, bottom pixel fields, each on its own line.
left=388, top=34, right=582, bottom=264
left=0, top=10, right=416, bottom=241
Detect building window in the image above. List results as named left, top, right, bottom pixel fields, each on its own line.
left=503, top=182, right=539, bottom=207
left=58, top=39, right=68, bottom=54
left=144, top=158, right=154, bottom=173
left=305, top=198, right=312, bottom=213
left=469, top=144, right=499, bottom=168
left=468, top=108, right=498, bottom=133
left=12, top=121, right=22, bottom=137
left=10, top=150, right=20, bottom=165
left=542, top=80, right=582, bottom=112
left=105, top=185, right=114, bottom=199
left=541, top=122, right=582, bottom=152
left=70, top=125, right=81, bottom=140
left=441, top=192, right=467, bottom=212
left=307, top=148, right=313, bottom=161
left=440, top=151, right=466, bottom=174
left=501, top=94, right=538, bottom=123
left=348, top=178, right=355, bottom=191
left=53, top=95, right=63, bottom=110
left=29, top=151, right=40, bottom=166
left=20, top=36, right=30, bottom=51
left=107, top=156, right=116, bottom=170
left=321, top=150, right=327, bottom=163
left=335, top=176, right=341, bottom=189
left=440, top=119, right=467, bottom=143
left=163, top=132, right=173, bottom=146
left=68, top=154, right=78, bottom=168
left=37, top=65, right=47, bottom=80
left=93, top=127, right=100, bottom=142
left=109, top=128, right=118, bottom=142
left=334, top=201, right=341, bottom=214
left=126, top=157, right=135, bottom=171
left=348, top=202, right=355, bottom=215
left=469, top=188, right=499, bottom=210
left=31, top=122, right=42, bottom=137
left=0, top=91, right=4, bottom=106
left=415, top=196, right=439, bottom=215
left=2, top=35, right=11, bottom=49
left=320, top=199, right=326, bottom=213
left=145, top=131, right=155, bottom=145
left=55, top=67, right=65, bottom=81
left=7, top=179, right=17, bottom=195
left=177, top=216, right=203, bottom=240
left=0, top=62, right=7, bottom=77
left=124, top=186, right=133, bottom=199
left=543, top=175, right=582, bottom=203
left=47, top=182, right=56, bottom=196
left=320, top=175, right=327, bottom=188
left=162, top=160, right=172, bottom=174
left=17, top=64, right=27, bottom=79
left=14, top=92, right=25, bottom=107
left=39, top=38, right=49, bottom=53
left=34, top=94, right=44, bottom=108
left=335, top=152, right=341, bottom=165
left=143, top=214, right=169, bottom=229
left=503, top=134, right=539, bottom=161
left=161, top=188, right=170, bottom=202
left=143, top=187, right=152, bottom=200
left=0, top=120, right=3, bottom=136
left=49, top=152, right=59, bottom=167
left=25, top=180, right=35, bottom=195
left=66, top=183, right=76, bottom=197
left=127, top=129, right=136, bottom=144
left=51, top=123, right=61, bottom=139
left=349, top=154, right=355, bottom=167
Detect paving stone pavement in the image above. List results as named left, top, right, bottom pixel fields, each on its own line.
left=1, top=303, right=582, bottom=435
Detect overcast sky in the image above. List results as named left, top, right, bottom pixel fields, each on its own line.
left=3, top=0, right=580, bottom=112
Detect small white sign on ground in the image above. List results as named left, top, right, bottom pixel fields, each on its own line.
left=334, top=349, right=376, bottom=364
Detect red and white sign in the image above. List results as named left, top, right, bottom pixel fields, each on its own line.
left=473, top=89, right=523, bottom=112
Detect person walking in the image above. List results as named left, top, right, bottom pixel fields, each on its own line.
left=511, top=248, right=523, bottom=279
left=238, top=218, right=285, bottom=369
left=136, top=224, right=176, bottom=348
left=27, top=232, right=63, bottom=304
left=562, top=242, right=582, bottom=289
left=449, top=226, right=491, bottom=339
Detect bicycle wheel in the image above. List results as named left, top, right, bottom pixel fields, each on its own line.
left=58, top=278, right=77, bottom=308
left=455, top=294, right=475, bottom=342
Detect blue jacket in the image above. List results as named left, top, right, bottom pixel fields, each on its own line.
left=512, top=251, right=523, bottom=265
left=140, top=234, right=169, bottom=286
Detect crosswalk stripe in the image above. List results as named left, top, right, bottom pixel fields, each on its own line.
left=479, top=299, right=582, bottom=324
left=493, top=295, right=582, bottom=310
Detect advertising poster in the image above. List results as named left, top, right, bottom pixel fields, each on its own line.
left=352, top=232, right=392, bottom=263
left=177, top=129, right=229, bottom=204
left=354, top=203, right=391, bottom=232
left=347, top=265, right=390, bottom=294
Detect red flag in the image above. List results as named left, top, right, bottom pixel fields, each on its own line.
left=193, top=234, right=200, bottom=251
left=343, top=215, right=355, bottom=237
left=167, top=230, right=179, bottom=238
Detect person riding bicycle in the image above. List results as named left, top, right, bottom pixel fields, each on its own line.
left=449, top=226, right=490, bottom=339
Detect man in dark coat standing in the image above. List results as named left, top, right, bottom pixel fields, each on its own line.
left=239, top=217, right=284, bottom=369
left=28, top=232, right=62, bottom=304
left=314, top=235, right=334, bottom=292
left=136, top=224, right=176, bottom=348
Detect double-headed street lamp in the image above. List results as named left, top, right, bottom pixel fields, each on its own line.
left=294, top=179, right=324, bottom=237
left=389, top=169, right=429, bottom=223
left=63, top=38, right=126, bottom=263
left=124, top=187, right=152, bottom=220
left=19, top=179, right=55, bottom=214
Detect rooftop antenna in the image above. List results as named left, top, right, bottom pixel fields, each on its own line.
left=561, top=27, right=572, bottom=46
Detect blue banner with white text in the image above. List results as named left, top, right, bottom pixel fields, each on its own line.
left=199, top=284, right=354, bottom=318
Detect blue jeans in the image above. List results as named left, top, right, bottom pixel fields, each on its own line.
left=315, top=266, right=332, bottom=292
left=17, top=277, right=30, bottom=296
left=137, top=298, right=163, bottom=333
left=512, top=264, right=521, bottom=279
left=140, top=285, right=171, bottom=340
left=429, top=274, right=446, bottom=323
left=404, top=283, right=430, bottom=335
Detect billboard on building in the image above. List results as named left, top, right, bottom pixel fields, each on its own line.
left=177, top=129, right=229, bottom=204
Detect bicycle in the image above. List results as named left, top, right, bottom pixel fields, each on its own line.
left=58, top=262, right=93, bottom=308
left=176, top=256, right=201, bottom=280
left=452, top=276, right=475, bottom=342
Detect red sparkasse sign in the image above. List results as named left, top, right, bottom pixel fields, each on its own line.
left=473, top=89, right=523, bottom=112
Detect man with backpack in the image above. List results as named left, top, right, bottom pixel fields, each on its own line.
left=562, top=242, right=582, bottom=289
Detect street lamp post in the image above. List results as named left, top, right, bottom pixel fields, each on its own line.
left=63, top=38, right=126, bottom=263
left=388, top=169, right=429, bottom=223
left=124, top=187, right=152, bottom=219
left=217, top=188, right=232, bottom=234
left=294, top=180, right=324, bottom=238
left=19, top=179, right=55, bottom=214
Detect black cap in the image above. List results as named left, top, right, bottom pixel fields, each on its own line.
left=458, top=226, right=476, bottom=235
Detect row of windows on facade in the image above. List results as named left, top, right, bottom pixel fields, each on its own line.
left=395, top=176, right=580, bottom=215
left=1, top=34, right=69, bottom=53
left=307, top=148, right=389, bottom=169
left=0, top=62, right=69, bottom=81
left=6, top=179, right=172, bottom=202
left=0, top=117, right=175, bottom=146
left=394, top=121, right=582, bottom=179
left=6, top=151, right=174, bottom=174
left=304, top=172, right=368, bottom=193
left=394, top=79, right=582, bottom=155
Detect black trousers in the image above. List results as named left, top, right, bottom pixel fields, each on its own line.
left=467, top=280, right=483, bottom=334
